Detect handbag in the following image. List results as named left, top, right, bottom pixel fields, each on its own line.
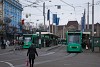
left=26, top=58, right=29, bottom=67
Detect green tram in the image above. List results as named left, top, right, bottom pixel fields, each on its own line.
left=66, top=31, right=82, bottom=53
left=23, top=34, right=39, bottom=49
left=22, top=32, right=59, bottom=49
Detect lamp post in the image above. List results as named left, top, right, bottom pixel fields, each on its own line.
left=43, top=2, right=46, bottom=31
left=87, top=2, right=90, bottom=29
left=43, top=1, right=51, bottom=31
left=43, top=1, right=52, bottom=47
left=91, top=0, right=94, bottom=52
left=92, top=0, right=94, bottom=37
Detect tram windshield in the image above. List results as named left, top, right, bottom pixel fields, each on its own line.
left=68, top=35, right=80, bottom=44
left=24, top=37, right=32, bottom=42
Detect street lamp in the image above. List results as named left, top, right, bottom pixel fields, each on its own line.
left=92, top=0, right=94, bottom=37
left=43, top=2, right=46, bottom=31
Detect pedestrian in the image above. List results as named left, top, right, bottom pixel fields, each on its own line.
left=6, top=40, right=10, bottom=48
left=1, top=37, right=3, bottom=49
left=1, top=37, right=6, bottom=49
left=27, top=44, right=38, bottom=67
left=3, top=39, right=6, bottom=49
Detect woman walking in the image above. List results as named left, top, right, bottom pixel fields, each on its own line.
left=27, top=44, right=38, bottom=67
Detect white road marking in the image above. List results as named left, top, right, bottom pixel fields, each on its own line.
left=14, top=53, right=77, bottom=67
left=39, top=52, right=55, bottom=56
left=0, top=52, right=55, bottom=67
left=0, top=61, right=14, bottom=67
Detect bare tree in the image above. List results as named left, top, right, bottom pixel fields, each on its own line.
left=0, top=19, right=3, bottom=25
left=38, top=23, right=48, bottom=31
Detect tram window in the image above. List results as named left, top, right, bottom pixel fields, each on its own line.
left=32, top=37, right=38, bottom=44
left=24, top=37, right=32, bottom=42
left=68, top=35, right=80, bottom=44
left=32, top=38, right=34, bottom=43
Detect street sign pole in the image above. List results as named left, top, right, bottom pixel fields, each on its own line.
left=39, top=30, right=41, bottom=49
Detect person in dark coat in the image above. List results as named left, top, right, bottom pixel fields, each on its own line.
left=1, top=37, right=6, bottom=49
left=27, top=44, right=38, bottom=67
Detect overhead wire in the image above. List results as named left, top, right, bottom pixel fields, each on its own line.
left=60, top=0, right=77, bottom=21
left=21, top=0, right=43, bottom=16
left=21, top=0, right=70, bottom=14
left=21, top=0, right=78, bottom=21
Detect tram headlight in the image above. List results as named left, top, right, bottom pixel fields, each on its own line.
left=77, top=46, right=78, bottom=48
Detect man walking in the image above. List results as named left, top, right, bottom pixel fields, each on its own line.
left=27, top=44, right=38, bottom=67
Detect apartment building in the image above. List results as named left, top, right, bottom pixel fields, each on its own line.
left=0, top=0, right=23, bottom=39
left=0, top=0, right=23, bottom=29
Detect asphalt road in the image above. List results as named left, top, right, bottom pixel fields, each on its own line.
left=0, top=45, right=100, bottom=67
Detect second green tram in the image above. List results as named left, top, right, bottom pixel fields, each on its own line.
left=66, top=31, right=82, bottom=52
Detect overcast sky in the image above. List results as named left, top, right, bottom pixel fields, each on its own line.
left=19, top=0, right=100, bottom=26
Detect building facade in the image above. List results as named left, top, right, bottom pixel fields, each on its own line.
left=85, top=23, right=100, bottom=37
left=50, top=21, right=79, bottom=39
left=0, top=0, right=23, bottom=29
left=0, top=0, right=23, bottom=39
left=50, top=21, right=100, bottom=39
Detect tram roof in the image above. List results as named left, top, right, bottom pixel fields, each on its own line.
left=36, top=32, right=53, bottom=35
left=82, top=32, right=96, bottom=34
left=83, top=32, right=90, bottom=34
left=36, top=32, right=59, bottom=38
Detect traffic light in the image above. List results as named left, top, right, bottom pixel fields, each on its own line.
left=57, top=5, right=61, bottom=9
left=21, top=19, right=24, bottom=25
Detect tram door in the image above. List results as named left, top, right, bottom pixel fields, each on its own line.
left=82, top=34, right=90, bottom=49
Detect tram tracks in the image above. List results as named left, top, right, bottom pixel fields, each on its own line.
left=46, top=45, right=78, bottom=59
left=14, top=53, right=78, bottom=67
left=47, top=45, right=66, bottom=52
left=34, top=53, right=78, bottom=65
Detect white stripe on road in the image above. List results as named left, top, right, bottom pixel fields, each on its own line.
left=0, top=52, right=55, bottom=67
left=15, top=53, right=72, bottom=67
left=0, top=61, right=14, bottom=67
left=39, top=52, right=55, bottom=56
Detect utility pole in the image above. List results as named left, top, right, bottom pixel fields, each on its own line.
left=43, top=2, right=46, bottom=47
left=49, top=16, right=50, bottom=33
left=47, top=9, right=50, bottom=33
left=43, top=2, right=45, bottom=31
left=92, top=0, right=94, bottom=36
left=92, top=0, right=94, bottom=52
left=87, top=2, right=90, bottom=29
